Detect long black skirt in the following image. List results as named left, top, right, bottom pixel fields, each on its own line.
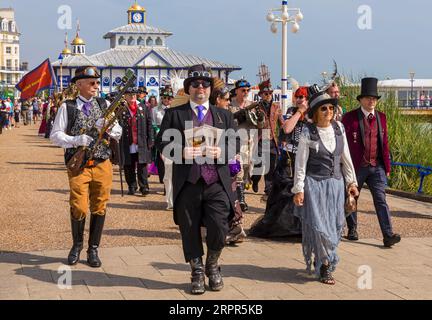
left=248, top=150, right=301, bottom=238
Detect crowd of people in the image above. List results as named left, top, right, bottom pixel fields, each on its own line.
left=2, top=64, right=402, bottom=295
left=0, top=96, right=58, bottom=137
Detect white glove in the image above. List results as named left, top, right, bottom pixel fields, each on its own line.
left=95, top=118, right=106, bottom=133
left=73, top=134, right=93, bottom=147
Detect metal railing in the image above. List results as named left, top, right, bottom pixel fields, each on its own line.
left=0, top=66, right=26, bottom=72
left=391, top=162, right=432, bottom=193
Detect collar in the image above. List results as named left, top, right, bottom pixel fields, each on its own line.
left=77, top=95, right=94, bottom=103
left=361, top=106, right=375, bottom=118
left=190, top=100, right=209, bottom=110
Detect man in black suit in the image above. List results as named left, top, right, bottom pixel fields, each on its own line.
left=156, top=65, right=237, bottom=295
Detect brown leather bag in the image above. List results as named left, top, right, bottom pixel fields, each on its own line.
left=66, top=148, right=86, bottom=176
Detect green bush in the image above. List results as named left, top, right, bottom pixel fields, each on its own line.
left=339, top=80, right=432, bottom=195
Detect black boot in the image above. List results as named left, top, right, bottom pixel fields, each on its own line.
left=189, top=257, right=205, bottom=294
left=205, top=250, right=224, bottom=291
left=67, top=217, right=85, bottom=265
left=236, top=183, right=248, bottom=212
left=87, top=214, right=105, bottom=268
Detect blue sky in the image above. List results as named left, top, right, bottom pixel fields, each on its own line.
left=5, top=0, right=432, bottom=85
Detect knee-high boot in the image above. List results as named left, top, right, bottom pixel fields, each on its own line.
left=236, top=183, right=248, bottom=212
left=87, top=213, right=105, bottom=268
left=67, top=216, right=86, bottom=265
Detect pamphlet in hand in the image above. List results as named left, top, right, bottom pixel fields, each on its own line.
left=184, top=124, right=223, bottom=156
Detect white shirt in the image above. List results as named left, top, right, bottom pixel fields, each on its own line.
left=361, top=107, right=375, bottom=119
left=190, top=100, right=210, bottom=118
left=50, top=95, right=122, bottom=149
left=292, top=121, right=358, bottom=194
left=152, top=103, right=169, bottom=127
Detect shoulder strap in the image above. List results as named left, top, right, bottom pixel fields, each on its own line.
left=65, top=99, right=78, bottom=135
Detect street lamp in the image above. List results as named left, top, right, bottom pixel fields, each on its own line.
left=266, top=1, right=303, bottom=112
left=58, top=53, right=64, bottom=92
left=409, top=71, right=415, bottom=109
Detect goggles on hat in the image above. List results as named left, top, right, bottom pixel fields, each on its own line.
left=83, top=67, right=98, bottom=77
left=190, top=71, right=211, bottom=78
left=236, top=80, right=250, bottom=88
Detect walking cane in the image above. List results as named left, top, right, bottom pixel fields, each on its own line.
left=117, top=141, right=124, bottom=197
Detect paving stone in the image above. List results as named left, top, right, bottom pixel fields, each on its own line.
left=120, top=288, right=186, bottom=300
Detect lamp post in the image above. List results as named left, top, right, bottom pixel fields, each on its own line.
left=409, top=71, right=415, bottom=109
left=321, top=71, right=328, bottom=86
left=58, top=53, right=64, bottom=92
left=266, top=1, right=303, bottom=112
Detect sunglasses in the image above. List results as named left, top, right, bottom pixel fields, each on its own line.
left=162, top=96, right=173, bottom=99
left=88, top=81, right=101, bottom=86
left=263, top=92, right=272, bottom=96
left=296, top=95, right=305, bottom=99
left=240, top=88, right=250, bottom=93
left=190, top=80, right=211, bottom=88
left=319, top=105, right=334, bottom=112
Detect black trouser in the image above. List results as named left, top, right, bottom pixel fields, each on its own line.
left=124, top=153, right=148, bottom=190
left=251, top=140, right=278, bottom=195
left=176, top=179, right=230, bottom=262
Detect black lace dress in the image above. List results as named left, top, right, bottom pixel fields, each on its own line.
left=248, top=107, right=305, bottom=238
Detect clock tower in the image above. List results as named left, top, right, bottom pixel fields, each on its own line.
left=127, top=1, right=146, bottom=25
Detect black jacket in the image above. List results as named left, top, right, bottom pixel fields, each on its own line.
left=155, top=102, right=238, bottom=224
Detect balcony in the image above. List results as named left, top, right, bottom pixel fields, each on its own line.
left=0, top=66, right=26, bottom=73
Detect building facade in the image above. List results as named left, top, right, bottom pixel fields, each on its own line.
left=0, top=8, right=24, bottom=97
left=52, top=2, right=241, bottom=97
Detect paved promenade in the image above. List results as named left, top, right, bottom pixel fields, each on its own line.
left=1, top=125, right=432, bottom=300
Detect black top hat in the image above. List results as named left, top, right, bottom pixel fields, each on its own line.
left=71, top=66, right=100, bottom=83
left=307, top=91, right=338, bottom=119
left=160, top=86, right=174, bottom=98
left=357, top=77, right=381, bottom=101
left=183, top=64, right=213, bottom=95
left=138, top=86, right=148, bottom=94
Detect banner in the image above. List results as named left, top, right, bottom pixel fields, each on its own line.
left=15, top=58, right=56, bottom=99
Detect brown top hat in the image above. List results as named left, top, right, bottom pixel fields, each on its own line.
left=71, top=66, right=100, bottom=83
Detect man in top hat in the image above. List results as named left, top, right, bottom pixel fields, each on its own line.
left=342, top=77, right=401, bottom=247
left=119, top=87, right=154, bottom=196
left=250, top=79, right=284, bottom=202
left=152, top=86, right=174, bottom=207
left=50, top=66, right=122, bottom=267
left=156, top=64, right=237, bottom=295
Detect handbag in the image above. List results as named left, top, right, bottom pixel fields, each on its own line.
left=344, top=193, right=357, bottom=217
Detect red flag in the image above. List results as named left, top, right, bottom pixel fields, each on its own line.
left=15, top=58, right=56, bottom=99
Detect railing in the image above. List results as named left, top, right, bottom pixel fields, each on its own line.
left=391, top=162, right=432, bottom=193
left=397, top=99, right=432, bottom=109
left=0, top=66, right=26, bottom=72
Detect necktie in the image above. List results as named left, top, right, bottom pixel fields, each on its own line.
left=367, top=113, right=374, bottom=123
left=81, top=101, right=93, bottom=117
left=196, top=105, right=205, bottom=122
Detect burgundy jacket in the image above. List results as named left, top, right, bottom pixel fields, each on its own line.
left=342, top=107, right=391, bottom=175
